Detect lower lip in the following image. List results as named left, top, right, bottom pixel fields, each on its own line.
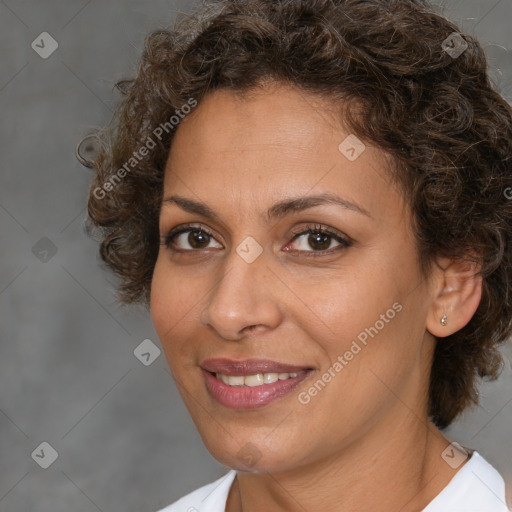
left=202, top=369, right=312, bottom=409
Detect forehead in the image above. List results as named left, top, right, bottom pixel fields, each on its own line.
left=163, top=84, right=405, bottom=223
left=170, top=84, right=343, bottom=159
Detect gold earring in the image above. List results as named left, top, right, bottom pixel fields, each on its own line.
left=441, top=314, right=448, bottom=326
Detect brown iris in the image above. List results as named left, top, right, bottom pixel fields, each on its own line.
left=188, top=229, right=210, bottom=249
left=308, top=232, right=331, bottom=251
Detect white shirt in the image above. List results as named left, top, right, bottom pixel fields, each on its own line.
left=157, top=451, right=510, bottom=512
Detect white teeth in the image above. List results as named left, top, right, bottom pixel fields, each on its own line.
left=226, top=375, right=244, bottom=386
left=244, top=374, right=264, bottom=387
left=263, top=372, right=279, bottom=384
left=216, top=371, right=304, bottom=387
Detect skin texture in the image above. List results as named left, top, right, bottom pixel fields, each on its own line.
left=150, top=83, right=482, bottom=512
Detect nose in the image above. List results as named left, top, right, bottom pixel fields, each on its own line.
left=200, top=247, right=284, bottom=341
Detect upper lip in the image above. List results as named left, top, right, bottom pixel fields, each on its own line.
left=201, top=358, right=312, bottom=376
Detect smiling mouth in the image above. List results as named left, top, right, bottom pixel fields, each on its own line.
left=200, top=359, right=314, bottom=409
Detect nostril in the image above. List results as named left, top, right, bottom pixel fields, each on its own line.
left=241, top=324, right=262, bottom=335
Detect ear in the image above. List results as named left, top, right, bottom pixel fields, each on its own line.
left=426, top=256, right=482, bottom=338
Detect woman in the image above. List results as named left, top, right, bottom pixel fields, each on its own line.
left=82, top=0, right=512, bottom=510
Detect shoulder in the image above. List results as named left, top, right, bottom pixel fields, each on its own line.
left=155, top=470, right=237, bottom=512
left=423, top=451, right=510, bottom=511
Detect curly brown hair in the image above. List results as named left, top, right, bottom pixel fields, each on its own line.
left=81, top=0, right=512, bottom=429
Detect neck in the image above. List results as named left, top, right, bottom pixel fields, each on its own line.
left=227, top=415, right=462, bottom=512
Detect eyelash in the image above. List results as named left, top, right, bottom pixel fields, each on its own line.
left=159, top=223, right=352, bottom=257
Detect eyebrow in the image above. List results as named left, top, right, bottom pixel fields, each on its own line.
left=161, top=192, right=371, bottom=221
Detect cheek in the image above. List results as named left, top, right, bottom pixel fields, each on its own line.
left=291, top=265, right=391, bottom=342
left=150, top=259, right=200, bottom=360
left=294, top=253, right=420, bottom=375
left=150, top=260, right=172, bottom=331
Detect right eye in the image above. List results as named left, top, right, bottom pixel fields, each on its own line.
left=160, top=224, right=223, bottom=251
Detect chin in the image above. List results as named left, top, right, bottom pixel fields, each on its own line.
left=200, top=432, right=303, bottom=475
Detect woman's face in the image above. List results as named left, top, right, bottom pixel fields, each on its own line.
left=150, top=83, right=438, bottom=473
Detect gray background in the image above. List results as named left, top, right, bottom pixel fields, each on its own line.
left=0, top=1, right=511, bottom=511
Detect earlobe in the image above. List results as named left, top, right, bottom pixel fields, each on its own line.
left=426, top=257, right=482, bottom=338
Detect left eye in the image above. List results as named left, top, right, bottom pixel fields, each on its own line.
left=287, top=227, right=350, bottom=252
